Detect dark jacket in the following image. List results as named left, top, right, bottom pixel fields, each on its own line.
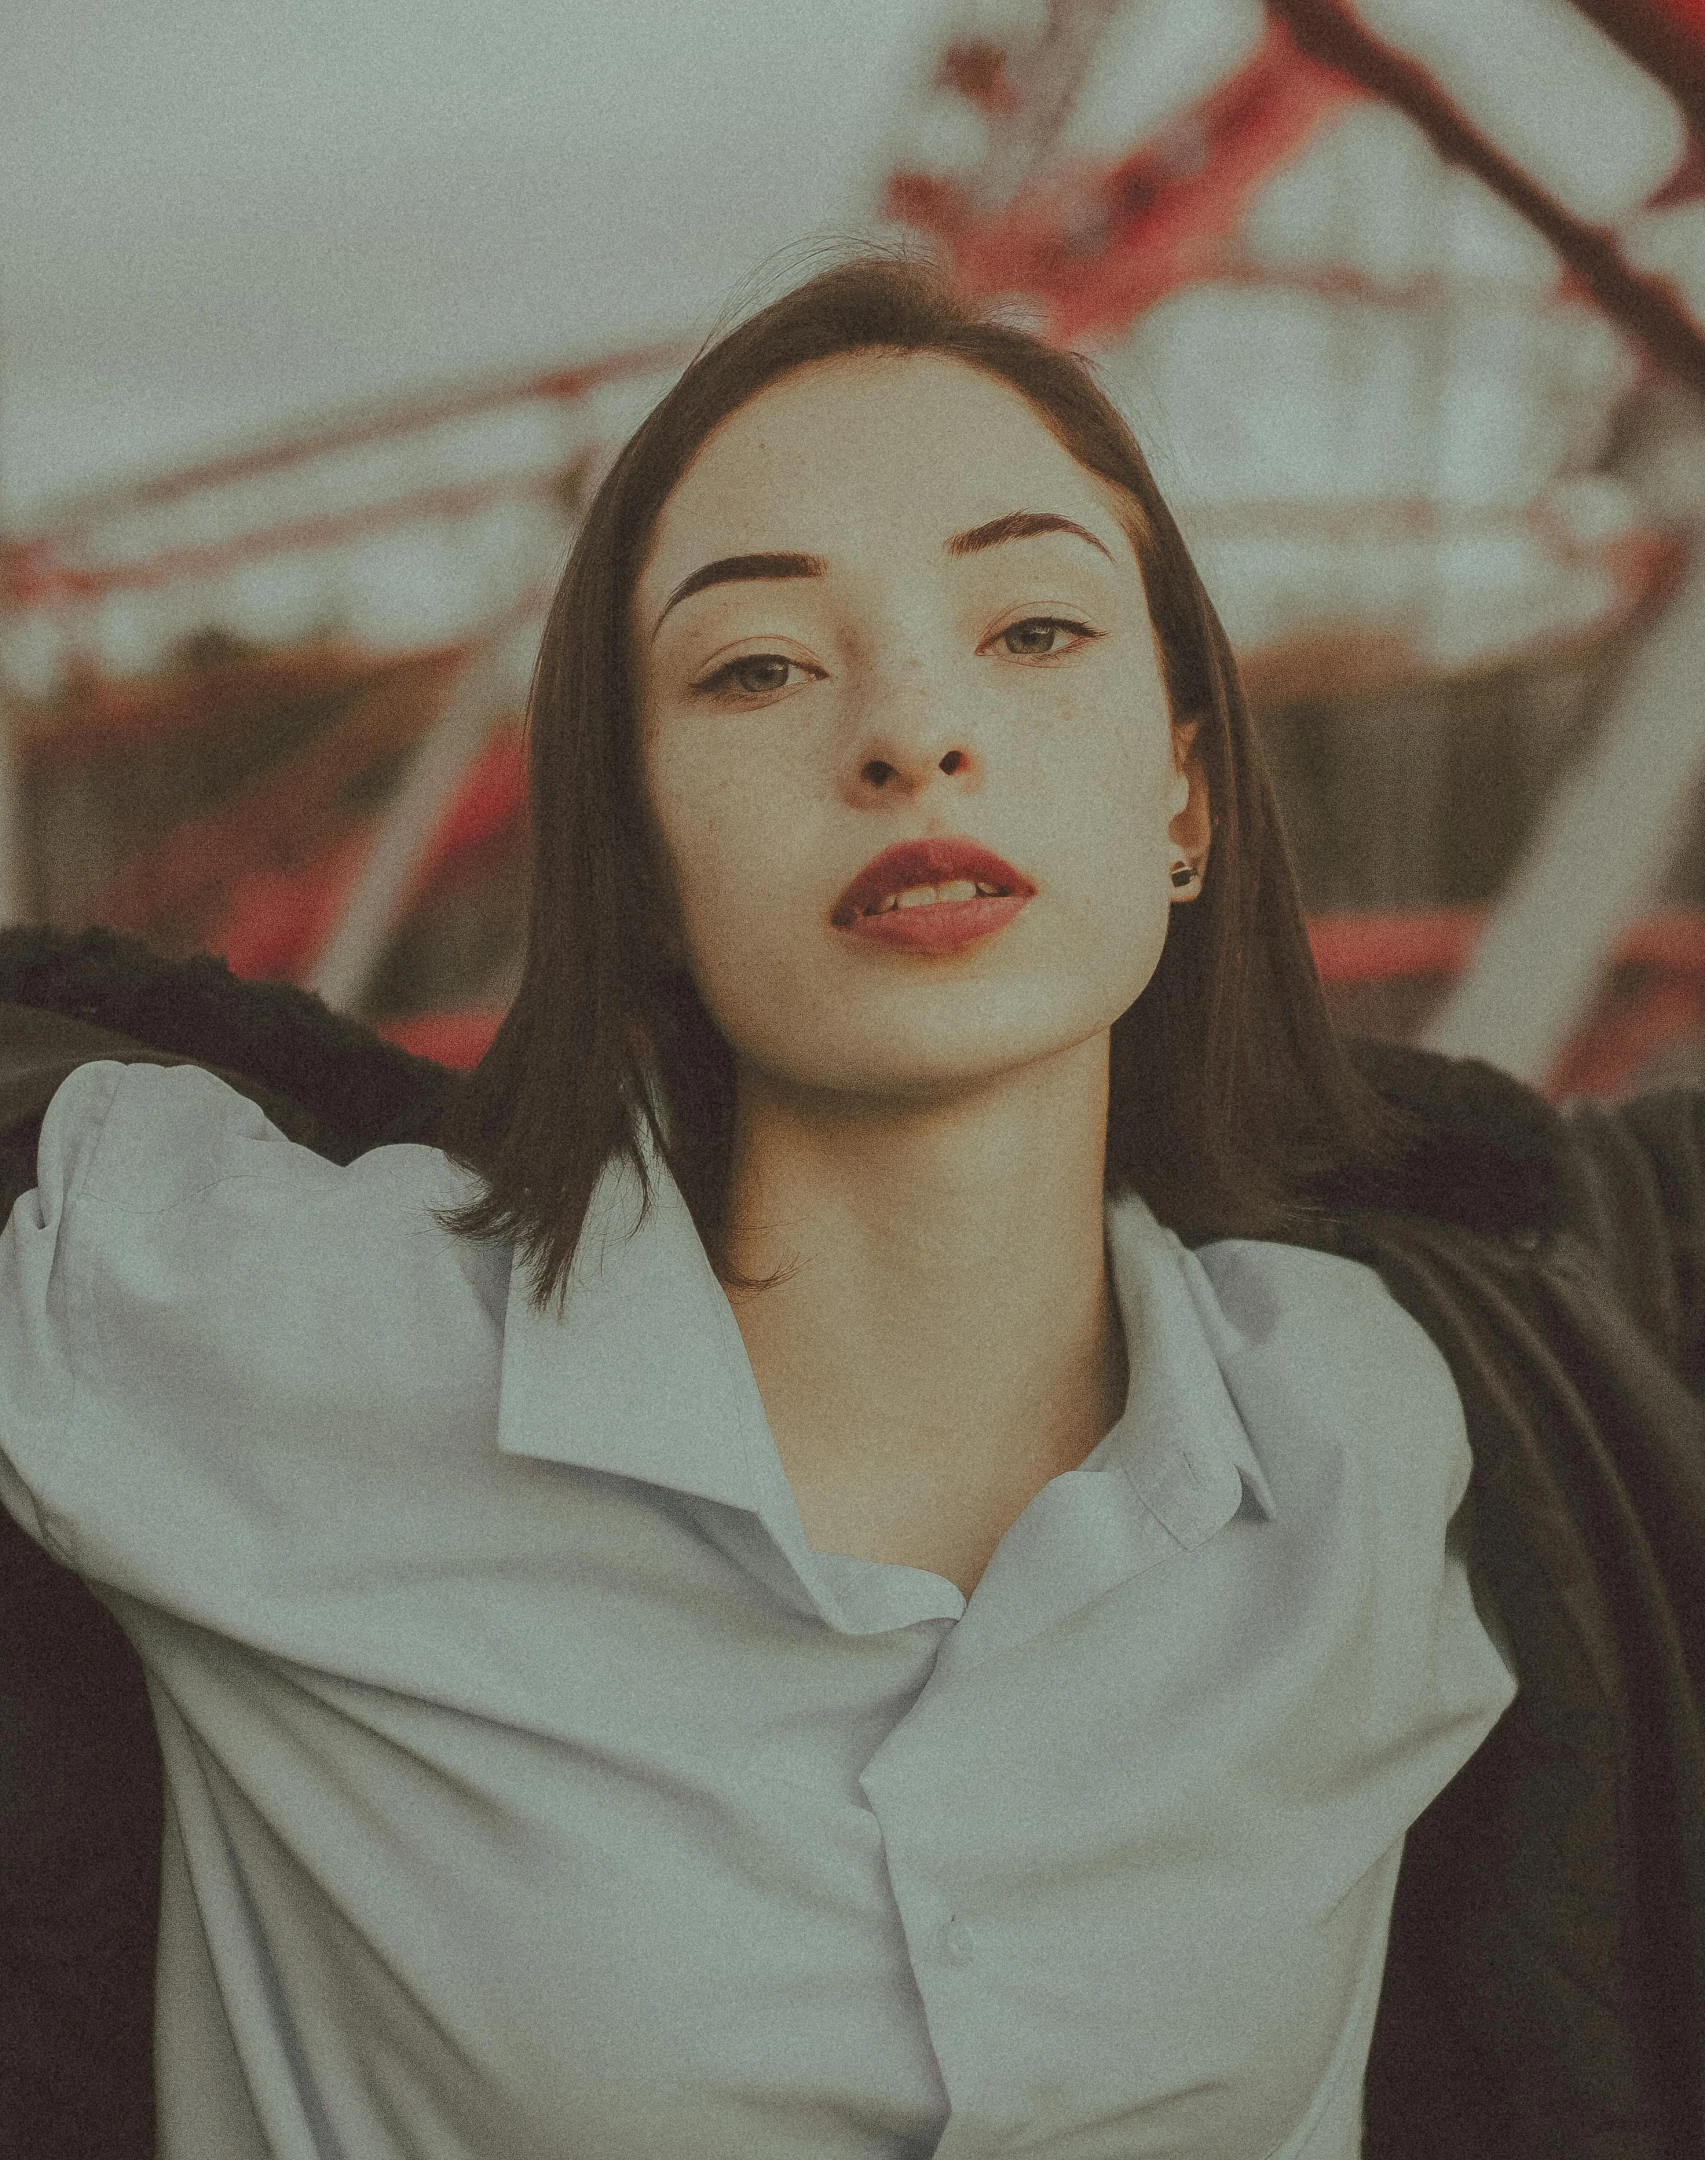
left=1, top=925, right=1701, bottom=2159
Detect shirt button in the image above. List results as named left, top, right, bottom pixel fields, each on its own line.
left=944, top=1919, right=976, bottom=1965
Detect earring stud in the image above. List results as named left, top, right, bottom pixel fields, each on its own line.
left=1170, top=860, right=1200, bottom=890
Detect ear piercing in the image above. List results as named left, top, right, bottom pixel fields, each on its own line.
left=1170, top=860, right=1201, bottom=890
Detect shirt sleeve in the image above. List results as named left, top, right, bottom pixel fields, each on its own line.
left=0, top=1055, right=482, bottom=1627
left=0, top=1059, right=129, bottom=1566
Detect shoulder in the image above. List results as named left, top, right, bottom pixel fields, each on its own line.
left=41, top=1056, right=318, bottom=1211
left=1186, top=1231, right=1409, bottom=1343
left=1180, top=1230, right=1473, bottom=1504
left=47, top=1055, right=470, bottom=1216
left=9, top=1060, right=510, bottom=1593
left=1172, top=1210, right=1467, bottom=1409
left=44, top=1058, right=507, bottom=1379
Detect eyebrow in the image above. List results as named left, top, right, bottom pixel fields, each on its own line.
left=946, top=510, right=1113, bottom=562
left=650, top=510, right=1114, bottom=640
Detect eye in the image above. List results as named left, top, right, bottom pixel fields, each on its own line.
left=993, top=616, right=1099, bottom=659
left=694, top=652, right=818, bottom=700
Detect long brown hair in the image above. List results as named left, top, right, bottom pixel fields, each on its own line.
left=431, top=245, right=1424, bottom=1317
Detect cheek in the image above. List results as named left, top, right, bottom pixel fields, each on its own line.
left=1033, top=719, right=1176, bottom=989
left=645, top=731, right=725, bottom=898
left=645, top=742, right=809, bottom=983
left=1035, top=712, right=1171, bottom=892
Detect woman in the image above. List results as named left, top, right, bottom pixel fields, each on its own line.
left=0, top=251, right=1700, bottom=2158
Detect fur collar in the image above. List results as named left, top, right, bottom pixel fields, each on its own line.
left=1325, top=1031, right=1572, bottom=1240
left=0, top=924, right=450, bottom=1158
left=0, top=924, right=1573, bottom=1241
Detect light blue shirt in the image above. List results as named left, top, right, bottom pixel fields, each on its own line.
left=0, top=1060, right=1518, bottom=2160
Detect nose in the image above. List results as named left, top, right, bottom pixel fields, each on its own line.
left=857, top=744, right=971, bottom=791
left=840, top=655, right=981, bottom=798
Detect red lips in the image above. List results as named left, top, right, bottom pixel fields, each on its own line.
left=831, top=837, right=1034, bottom=928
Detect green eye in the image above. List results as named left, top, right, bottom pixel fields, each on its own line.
left=698, top=654, right=805, bottom=698
left=998, top=617, right=1096, bottom=657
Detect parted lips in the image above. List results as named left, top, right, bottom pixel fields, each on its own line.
left=831, top=837, right=1033, bottom=928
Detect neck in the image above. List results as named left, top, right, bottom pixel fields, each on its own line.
left=721, top=1035, right=1129, bottom=1480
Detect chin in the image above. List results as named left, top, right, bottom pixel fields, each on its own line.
left=765, top=1020, right=1092, bottom=1104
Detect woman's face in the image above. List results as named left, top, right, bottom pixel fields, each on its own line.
left=631, top=349, right=1210, bottom=1109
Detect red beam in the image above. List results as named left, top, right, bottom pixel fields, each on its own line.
left=13, top=339, right=691, bottom=547
left=1545, top=969, right=1705, bottom=1095
left=373, top=1007, right=505, bottom=1069
left=1265, top=0, right=1705, bottom=398
left=7, top=469, right=569, bottom=607
left=1307, top=905, right=1705, bottom=981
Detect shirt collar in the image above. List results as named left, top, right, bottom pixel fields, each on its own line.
left=495, top=1117, right=1278, bottom=1532
left=1103, top=1193, right=1279, bottom=1537
left=495, top=1118, right=773, bottom=1513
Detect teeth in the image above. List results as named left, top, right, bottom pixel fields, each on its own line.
left=867, top=878, right=1004, bottom=915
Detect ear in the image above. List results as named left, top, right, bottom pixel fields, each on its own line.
left=1168, top=715, right=1212, bottom=864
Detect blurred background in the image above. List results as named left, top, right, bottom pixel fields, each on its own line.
left=5, top=0, right=1705, bottom=1102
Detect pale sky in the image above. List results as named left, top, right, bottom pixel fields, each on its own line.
left=0, top=0, right=933, bottom=523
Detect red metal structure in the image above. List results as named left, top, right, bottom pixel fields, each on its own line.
left=0, top=345, right=688, bottom=1061
left=6, top=0, right=1705, bottom=1095
left=879, top=0, right=1705, bottom=1100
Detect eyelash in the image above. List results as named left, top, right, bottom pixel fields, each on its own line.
left=995, top=615, right=1098, bottom=659
left=692, top=616, right=1100, bottom=700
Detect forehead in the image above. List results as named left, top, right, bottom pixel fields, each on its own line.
left=640, top=350, right=1129, bottom=576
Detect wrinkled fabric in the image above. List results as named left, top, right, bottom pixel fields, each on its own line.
left=1347, top=1190, right=1705, bottom=2156
left=0, top=1060, right=1517, bottom=2160
left=0, top=983, right=1700, bottom=2158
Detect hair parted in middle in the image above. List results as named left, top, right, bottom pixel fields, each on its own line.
left=430, top=241, right=1427, bottom=1318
